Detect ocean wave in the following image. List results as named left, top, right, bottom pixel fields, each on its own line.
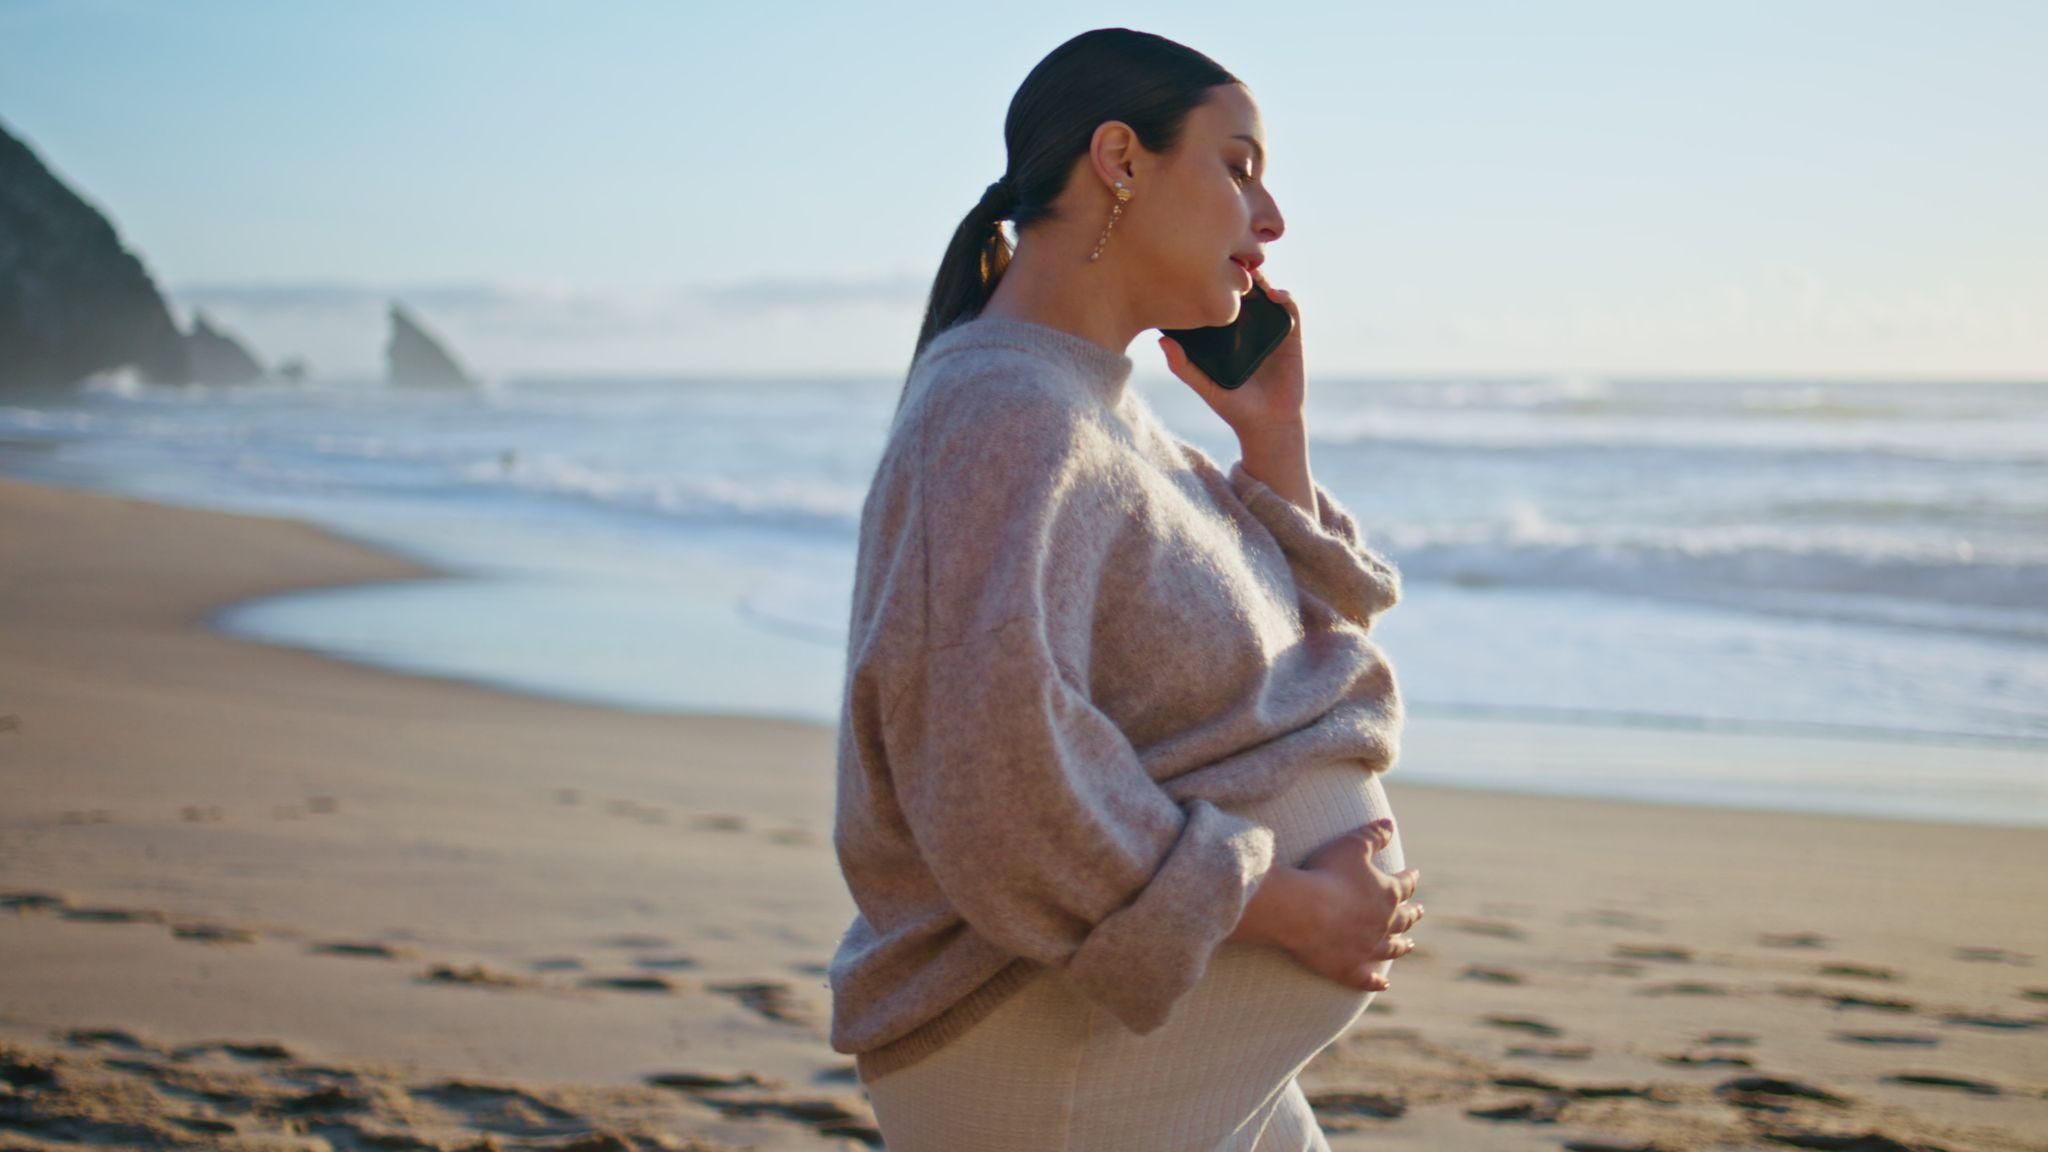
left=456, top=450, right=864, bottom=535
left=1377, top=518, right=2047, bottom=637
left=1308, top=408, right=2048, bottom=464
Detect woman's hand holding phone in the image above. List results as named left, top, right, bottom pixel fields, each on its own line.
left=1158, top=264, right=1307, bottom=439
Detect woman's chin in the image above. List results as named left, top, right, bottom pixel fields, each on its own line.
left=1162, top=291, right=1242, bottom=332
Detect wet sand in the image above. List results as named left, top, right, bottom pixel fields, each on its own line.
left=1, top=474, right=2042, bottom=1150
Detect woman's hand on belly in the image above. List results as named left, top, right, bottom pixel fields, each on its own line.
left=1284, top=818, right=1425, bottom=992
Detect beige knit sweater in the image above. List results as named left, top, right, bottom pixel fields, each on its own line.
left=828, top=312, right=1405, bottom=1082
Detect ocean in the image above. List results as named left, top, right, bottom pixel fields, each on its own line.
left=3, top=363, right=2043, bottom=826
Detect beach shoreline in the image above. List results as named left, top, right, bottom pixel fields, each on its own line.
left=2, top=473, right=2042, bottom=1150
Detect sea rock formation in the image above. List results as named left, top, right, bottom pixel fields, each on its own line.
left=183, top=309, right=266, bottom=384
left=0, top=117, right=190, bottom=390
left=385, top=302, right=474, bottom=388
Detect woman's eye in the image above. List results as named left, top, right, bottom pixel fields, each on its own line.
left=1233, top=165, right=1256, bottom=184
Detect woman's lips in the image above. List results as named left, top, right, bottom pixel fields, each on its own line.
left=1231, top=257, right=1253, bottom=289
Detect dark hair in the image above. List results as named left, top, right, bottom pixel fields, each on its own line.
left=907, top=28, right=1239, bottom=374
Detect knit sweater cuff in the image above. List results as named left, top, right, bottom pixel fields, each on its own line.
left=1063, top=799, right=1276, bottom=1035
left=1228, top=460, right=1402, bottom=629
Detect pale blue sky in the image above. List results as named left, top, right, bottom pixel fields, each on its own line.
left=3, top=0, right=2043, bottom=379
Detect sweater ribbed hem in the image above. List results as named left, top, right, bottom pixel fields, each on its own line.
left=854, top=959, right=1047, bottom=1084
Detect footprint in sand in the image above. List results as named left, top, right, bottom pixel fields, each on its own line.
left=416, top=1078, right=588, bottom=1136
left=579, top=974, right=678, bottom=993
left=9, top=1033, right=693, bottom=1151
left=9, top=893, right=243, bottom=951
left=708, top=980, right=814, bottom=1026
left=2022, top=987, right=2048, bottom=1003
left=1492, top=1076, right=1666, bottom=1102
left=306, top=795, right=339, bottom=815
left=59, top=808, right=115, bottom=824
left=421, top=962, right=532, bottom=988
left=1882, top=1072, right=2002, bottom=1096
left=604, top=798, right=668, bottom=825
left=1305, top=1089, right=1405, bottom=1123
left=1636, top=981, right=1729, bottom=997
left=1819, top=963, right=1894, bottom=981
left=1483, top=1015, right=1563, bottom=1038
left=647, top=1069, right=880, bottom=1143
left=1464, top=1095, right=1567, bottom=1124
left=1757, top=1125, right=1952, bottom=1149
left=1831, top=994, right=1915, bottom=1014
left=1612, top=943, right=1692, bottom=963
left=529, top=956, right=585, bottom=972
left=1834, top=1032, right=1938, bottom=1047
left=1775, top=985, right=1916, bottom=1013
left=2, top=1050, right=58, bottom=1088
left=697, top=1093, right=880, bottom=1143
left=1459, top=966, right=1525, bottom=985
left=179, top=804, right=225, bottom=822
left=693, top=813, right=749, bottom=832
left=170, top=921, right=259, bottom=945
left=63, top=1027, right=157, bottom=1052
left=1758, top=932, right=1829, bottom=949
left=595, top=932, right=675, bottom=950
left=59, top=904, right=167, bottom=925
left=1700, top=1032, right=1755, bottom=1046
left=1660, top=1051, right=1753, bottom=1068
left=1503, top=1043, right=1592, bottom=1060
left=311, top=940, right=418, bottom=960
left=139, top=1038, right=294, bottom=1064
left=1567, top=908, right=1667, bottom=932
left=1713, top=1075, right=1850, bottom=1111
left=1444, top=917, right=1525, bottom=940
left=1938, top=1011, right=2040, bottom=1031
left=1954, top=945, right=2032, bottom=966
left=632, top=954, right=698, bottom=971
left=645, top=1070, right=782, bottom=1091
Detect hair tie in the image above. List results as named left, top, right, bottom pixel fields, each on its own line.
left=981, top=174, right=1017, bottom=219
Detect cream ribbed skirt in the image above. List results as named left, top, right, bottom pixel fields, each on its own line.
left=861, top=760, right=1406, bottom=1151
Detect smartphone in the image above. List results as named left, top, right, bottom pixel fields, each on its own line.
left=1158, top=281, right=1295, bottom=390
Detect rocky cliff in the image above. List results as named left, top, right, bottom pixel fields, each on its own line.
left=385, top=301, right=474, bottom=388
left=185, top=310, right=266, bottom=384
left=0, top=117, right=190, bottom=390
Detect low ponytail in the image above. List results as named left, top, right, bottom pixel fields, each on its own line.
left=898, top=28, right=1237, bottom=407
left=908, top=176, right=1020, bottom=378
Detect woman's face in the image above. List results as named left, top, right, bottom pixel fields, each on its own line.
left=1126, top=83, right=1285, bottom=330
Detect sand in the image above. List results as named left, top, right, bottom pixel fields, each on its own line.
left=0, top=472, right=2042, bottom=1151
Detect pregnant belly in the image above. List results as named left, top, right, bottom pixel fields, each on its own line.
left=862, top=760, right=1406, bottom=1150
left=1203, top=759, right=1406, bottom=1069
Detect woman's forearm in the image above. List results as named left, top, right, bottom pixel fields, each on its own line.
left=1236, top=419, right=1316, bottom=515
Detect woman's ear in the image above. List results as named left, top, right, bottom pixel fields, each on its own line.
left=1088, top=120, right=1142, bottom=191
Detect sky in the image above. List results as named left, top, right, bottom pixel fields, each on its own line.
left=3, top=0, right=2044, bottom=381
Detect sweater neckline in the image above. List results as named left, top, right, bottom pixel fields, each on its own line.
left=933, top=312, right=1135, bottom=404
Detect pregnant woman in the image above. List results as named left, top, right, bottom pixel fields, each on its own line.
left=827, top=27, right=1424, bottom=1150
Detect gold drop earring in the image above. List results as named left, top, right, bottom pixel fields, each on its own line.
left=1088, top=180, right=1132, bottom=262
